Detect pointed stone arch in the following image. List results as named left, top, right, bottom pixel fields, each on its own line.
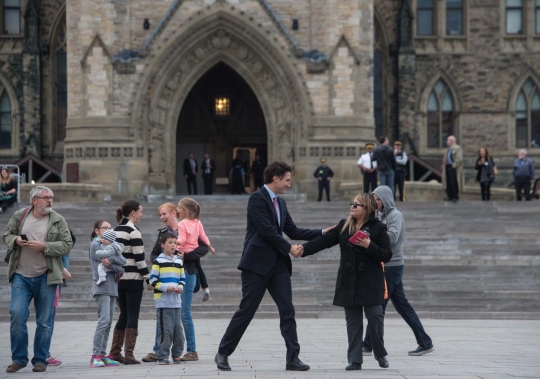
left=417, top=70, right=462, bottom=113
left=507, top=69, right=540, bottom=112
left=132, top=9, right=313, bottom=192
left=0, top=70, right=20, bottom=154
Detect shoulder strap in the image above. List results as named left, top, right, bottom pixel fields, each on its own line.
left=17, top=208, right=29, bottom=231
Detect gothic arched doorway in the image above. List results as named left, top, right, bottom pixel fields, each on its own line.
left=175, top=62, right=267, bottom=194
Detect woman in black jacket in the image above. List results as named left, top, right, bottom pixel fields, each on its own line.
left=301, top=193, right=392, bottom=370
left=475, top=147, right=497, bottom=201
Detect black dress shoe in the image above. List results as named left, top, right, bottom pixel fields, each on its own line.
left=286, top=358, right=310, bottom=371
left=345, top=362, right=362, bottom=370
left=215, top=353, right=231, bottom=371
left=375, top=355, right=389, bottom=368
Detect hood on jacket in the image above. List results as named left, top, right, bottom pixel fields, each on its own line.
left=111, top=241, right=124, bottom=254
left=373, top=185, right=395, bottom=215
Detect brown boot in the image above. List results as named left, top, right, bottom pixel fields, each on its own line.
left=123, top=328, right=141, bottom=365
left=109, top=329, right=125, bottom=363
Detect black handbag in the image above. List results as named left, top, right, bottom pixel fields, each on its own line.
left=3, top=208, right=30, bottom=264
left=193, top=272, right=201, bottom=293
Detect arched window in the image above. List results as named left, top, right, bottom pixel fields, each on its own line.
left=515, top=79, right=540, bottom=148
left=0, top=84, right=12, bottom=149
left=52, top=13, right=67, bottom=143
left=427, top=80, right=454, bottom=148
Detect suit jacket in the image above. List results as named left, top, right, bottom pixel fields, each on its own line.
left=183, top=158, right=198, bottom=177
left=238, top=187, right=322, bottom=276
left=442, top=144, right=463, bottom=191
left=201, top=159, right=216, bottom=176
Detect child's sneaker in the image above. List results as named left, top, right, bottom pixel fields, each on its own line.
left=46, top=356, right=62, bottom=366
left=101, top=355, right=120, bottom=366
left=90, top=355, right=105, bottom=368
left=173, top=357, right=181, bottom=364
left=158, top=358, right=170, bottom=365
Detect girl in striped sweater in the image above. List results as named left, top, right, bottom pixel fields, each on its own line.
left=109, top=200, right=149, bottom=365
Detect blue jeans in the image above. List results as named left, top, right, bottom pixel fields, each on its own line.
left=363, top=265, right=433, bottom=349
left=61, top=254, right=70, bottom=272
left=378, top=170, right=395, bottom=194
left=10, top=273, right=57, bottom=366
left=181, top=272, right=197, bottom=353
left=152, top=321, right=159, bottom=353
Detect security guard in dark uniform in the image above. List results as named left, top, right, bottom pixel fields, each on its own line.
left=313, top=158, right=334, bottom=202
left=251, top=154, right=265, bottom=190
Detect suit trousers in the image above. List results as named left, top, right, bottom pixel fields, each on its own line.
left=318, top=180, right=331, bottom=201
left=515, top=177, right=531, bottom=201
left=394, top=171, right=405, bottom=201
left=363, top=173, right=378, bottom=193
left=186, top=175, right=197, bottom=195
left=344, top=304, right=387, bottom=364
left=445, top=165, right=459, bottom=200
left=218, top=258, right=300, bottom=361
left=202, top=174, right=213, bottom=195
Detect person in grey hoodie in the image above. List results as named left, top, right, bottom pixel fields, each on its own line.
left=362, top=185, right=434, bottom=356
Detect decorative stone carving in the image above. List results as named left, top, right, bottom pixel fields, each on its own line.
left=75, top=148, right=82, bottom=158
left=124, top=147, right=133, bottom=158
left=111, top=147, right=121, bottom=158
left=307, top=60, right=329, bottom=74
left=310, top=147, right=319, bottom=157
left=399, top=0, right=415, bottom=54
left=137, top=147, right=145, bottom=158
left=86, top=147, right=95, bottom=158
left=149, top=124, right=165, bottom=175
left=322, top=147, right=332, bottom=157
left=299, top=147, right=306, bottom=157
left=99, top=147, right=108, bottom=158
left=66, top=149, right=73, bottom=159
left=23, top=0, right=40, bottom=54
left=113, top=61, right=136, bottom=74
left=346, top=147, right=356, bottom=157
left=470, top=0, right=499, bottom=7
left=334, top=147, right=343, bottom=157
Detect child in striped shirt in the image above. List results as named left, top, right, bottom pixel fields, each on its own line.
left=149, top=232, right=186, bottom=365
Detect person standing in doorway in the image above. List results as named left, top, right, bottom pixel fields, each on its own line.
left=393, top=141, right=408, bottom=201
left=442, top=135, right=463, bottom=203
left=372, top=136, right=396, bottom=194
left=313, top=158, right=334, bottom=202
left=357, top=143, right=378, bottom=193
left=183, top=152, right=198, bottom=195
left=201, top=153, right=215, bottom=195
left=513, top=149, right=535, bottom=201
left=251, top=153, right=265, bottom=190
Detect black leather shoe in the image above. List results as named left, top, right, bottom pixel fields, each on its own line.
left=215, top=353, right=231, bottom=371
left=375, top=355, right=389, bottom=368
left=286, top=358, right=310, bottom=371
left=345, top=362, right=362, bottom=370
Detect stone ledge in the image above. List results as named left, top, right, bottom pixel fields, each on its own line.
left=19, top=183, right=107, bottom=203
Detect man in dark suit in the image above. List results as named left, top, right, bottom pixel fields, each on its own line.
left=201, top=152, right=216, bottom=195
left=215, top=161, right=335, bottom=372
left=183, top=152, right=198, bottom=195
left=251, top=153, right=265, bottom=190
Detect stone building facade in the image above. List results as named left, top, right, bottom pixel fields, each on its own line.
left=0, top=0, right=538, bottom=196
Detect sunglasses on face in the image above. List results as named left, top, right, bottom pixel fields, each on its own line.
left=350, top=202, right=365, bottom=209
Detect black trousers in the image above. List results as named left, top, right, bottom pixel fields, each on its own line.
left=394, top=171, right=405, bottom=201
left=345, top=305, right=387, bottom=364
left=0, top=196, right=16, bottom=212
left=115, top=287, right=143, bottom=330
left=363, top=173, right=377, bottom=193
left=515, top=177, right=531, bottom=201
left=445, top=165, right=459, bottom=200
left=186, top=175, right=197, bottom=195
left=202, top=174, right=213, bottom=195
left=195, top=259, right=209, bottom=288
left=218, top=259, right=300, bottom=361
left=480, top=182, right=492, bottom=201
left=254, top=175, right=264, bottom=190
left=318, top=180, right=330, bottom=201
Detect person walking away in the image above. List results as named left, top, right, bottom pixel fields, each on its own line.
left=313, top=158, right=334, bottom=202
left=89, top=220, right=124, bottom=368
left=357, top=143, right=378, bottom=193
left=215, top=161, right=335, bottom=371
left=393, top=141, right=408, bottom=201
left=372, top=137, right=396, bottom=194
left=3, top=186, right=72, bottom=373
left=475, top=147, right=497, bottom=201
left=362, top=185, right=434, bottom=357
left=183, top=152, right=198, bottom=195
left=201, top=153, right=215, bottom=195
left=513, top=149, right=535, bottom=201
left=0, top=168, right=18, bottom=214
left=110, top=200, right=149, bottom=365
left=442, top=135, right=463, bottom=203
left=149, top=233, right=186, bottom=365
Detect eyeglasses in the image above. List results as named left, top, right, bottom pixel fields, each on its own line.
left=350, top=202, right=365, bottom=209
left=99, top=226, right=111, bottom=230
left=35, top=196, right=54, bottom=201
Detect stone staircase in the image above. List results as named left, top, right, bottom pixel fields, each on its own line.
left=0, top=199, right=539, bottom=321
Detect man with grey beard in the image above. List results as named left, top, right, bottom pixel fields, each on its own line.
left=3, top=186, right=72, bottom=373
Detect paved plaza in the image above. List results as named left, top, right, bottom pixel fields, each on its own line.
left=0, top=318, right=539, bottom=379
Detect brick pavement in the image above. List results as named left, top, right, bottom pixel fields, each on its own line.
left=0, top=318, right=538, bottom=378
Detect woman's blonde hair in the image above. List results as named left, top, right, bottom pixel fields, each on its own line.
left=1, top=168, right=14, bottom=185
left=178, top=197, right=200, bottom=220
left=341, top=193, right=378, bottom=234
left=157, top=202, right=178, bottom=217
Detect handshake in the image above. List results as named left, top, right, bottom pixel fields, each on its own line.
left=290, top=245, right=304, bottom=258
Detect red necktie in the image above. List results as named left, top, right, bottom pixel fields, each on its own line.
left=273, top=197, right=279, bottom=224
